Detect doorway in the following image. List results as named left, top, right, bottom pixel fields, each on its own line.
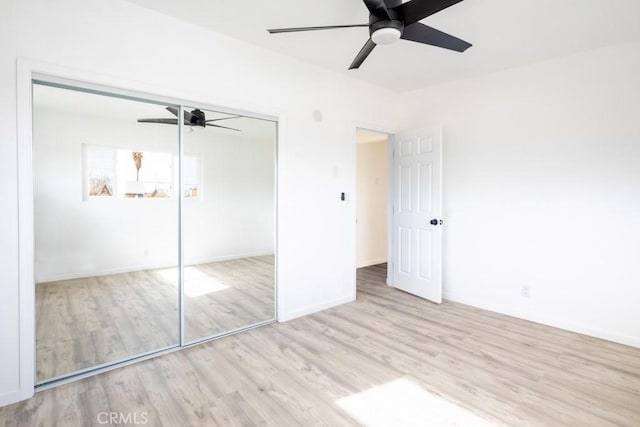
left=32, top=80, right=277, bottom=386
left=356, top=129, right=389, bottom=270
left=356, top=125, right=444, bottom=305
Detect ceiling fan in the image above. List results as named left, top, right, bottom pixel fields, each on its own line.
left=268, top=0, right=472, bottom=69
left=137, top=107, right=241, bottom=131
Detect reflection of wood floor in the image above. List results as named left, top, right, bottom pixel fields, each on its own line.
left=4, top=264, right=639, bottom=425
left=36, top=255, right=274, bottom=382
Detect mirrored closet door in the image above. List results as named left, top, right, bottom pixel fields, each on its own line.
left=182, top=107, right=276, bottom=343
left=33, top=82, right=276, bottom=385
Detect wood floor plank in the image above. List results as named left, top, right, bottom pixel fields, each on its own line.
left=3, top=263, right=640, bottom=426
left=35, top=255, right=275, bottom=381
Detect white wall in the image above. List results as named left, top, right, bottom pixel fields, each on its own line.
left=33, top=105, right=275, bottom=283
left=0, top=0, right=399, bottom=405
left=399, top=40, right=640, bottom=348
left=183, top=119, right=276, bottom=267
left=356, top=140, right=388, bottom=268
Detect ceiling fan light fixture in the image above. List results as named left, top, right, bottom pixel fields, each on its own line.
left=267, top=0, right=472, bottom=69
left=371, top=27, right=401, bottom=45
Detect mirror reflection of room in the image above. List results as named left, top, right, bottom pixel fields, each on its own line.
left=33, top=83, right=276, bottom=384
left=181, top=106, right=276, bottom=343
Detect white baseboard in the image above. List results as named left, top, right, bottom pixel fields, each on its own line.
left=278, top=294, right=356, bottom=322
left=0, top=388, right=33, bottom=408
left=36, top=251, right=275, bottom=283
left=443, top=291, right=640, bottom=349
left=185, top=251, right=274, bottom=268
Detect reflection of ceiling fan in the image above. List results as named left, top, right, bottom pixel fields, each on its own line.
left=137, top=107, right=241, bottom=131
left=268, top=0, right=472, bottom=70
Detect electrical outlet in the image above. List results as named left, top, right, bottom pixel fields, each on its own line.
left=521, top=285, right=530, bottom=298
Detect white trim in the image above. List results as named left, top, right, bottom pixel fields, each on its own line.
left=386, top=133, right=395, bottom=288
left=278, top=294, right=356, bottom=322
left=10, top=58, right=37, bottom=407
left=14, top=57, right=284, bottom=406
left=443, top=291, right=640, bottom=349
left=30, top=67, right=278, bottom=123
left=186, top=252, right=275, bottom=269
left=177, top=105, right=185, bottom=347
left=35, top=251, right=276, bottom=284
left=353, top=120, right=395, bottom=136
left=275, top=117, right=285, bottom=322
left=12, top=60, right=36, bottom=403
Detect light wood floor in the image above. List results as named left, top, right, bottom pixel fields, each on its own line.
left=3, top=264, right=639, bottom=425
left=36, top=255, right=274, bottom=382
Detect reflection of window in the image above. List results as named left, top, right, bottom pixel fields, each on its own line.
left=83, top=145, right=201, bottom=200
left=116, top=150, right=173, bottom=198
left=183, top=155, right=200, bottom=199
left=84, top=145, right=116, bottom=198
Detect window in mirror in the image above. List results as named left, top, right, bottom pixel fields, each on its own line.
left=83, top=145, right=201, bottom=199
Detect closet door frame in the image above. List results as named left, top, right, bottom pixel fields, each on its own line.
left=16, top=58, right=279, bottom=398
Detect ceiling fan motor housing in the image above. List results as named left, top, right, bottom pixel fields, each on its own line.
left=369, top=8, right=404, bottom=45
left=190, top=109, right=206, bottom=127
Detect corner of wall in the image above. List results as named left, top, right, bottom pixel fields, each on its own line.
left=443, top=291, right=640, bottom=349
left=278, top=293, right=356, bottom=323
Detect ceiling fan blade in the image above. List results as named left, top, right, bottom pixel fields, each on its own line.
left=394, top=0, right=464, bottom=26
left=207, top=123, right=241, bottom=131
left=166, top=106, right=196, bottom=124
left=268, top=24, right=368, bottom=34
left=184, top=109, right=196, bottom=124
left=349, top=39, right=376, bottom=70
left=401, top=22, right=471, bottom=52
left=137, top=118, right=178, bottom=125
left=363, top=0, right=391, bottom=19
left=205, top=115, right=242, bottom=122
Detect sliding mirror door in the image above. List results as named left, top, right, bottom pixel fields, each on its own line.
left=182, top=107, right=276, bottom=343
left=33, top=83, right=181, bottom=383
left=33, top=82, right=277, bottom=385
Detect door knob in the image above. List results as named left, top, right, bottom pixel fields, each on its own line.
left=430, top=219, right=443, bottom=226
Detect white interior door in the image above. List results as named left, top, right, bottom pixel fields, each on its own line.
left=390, top=125, right=443, bottom=303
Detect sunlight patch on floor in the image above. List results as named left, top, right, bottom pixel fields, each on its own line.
left=337, top=377, right=493, bottom=427
left=154, top=266, right=229, bottom=297
left=183, top=266, right=229, bottom=297
left=153, top=267, right=180, bottom=286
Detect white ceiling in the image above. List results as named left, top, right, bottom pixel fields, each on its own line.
left=124, top=0, right=640, bottom=92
